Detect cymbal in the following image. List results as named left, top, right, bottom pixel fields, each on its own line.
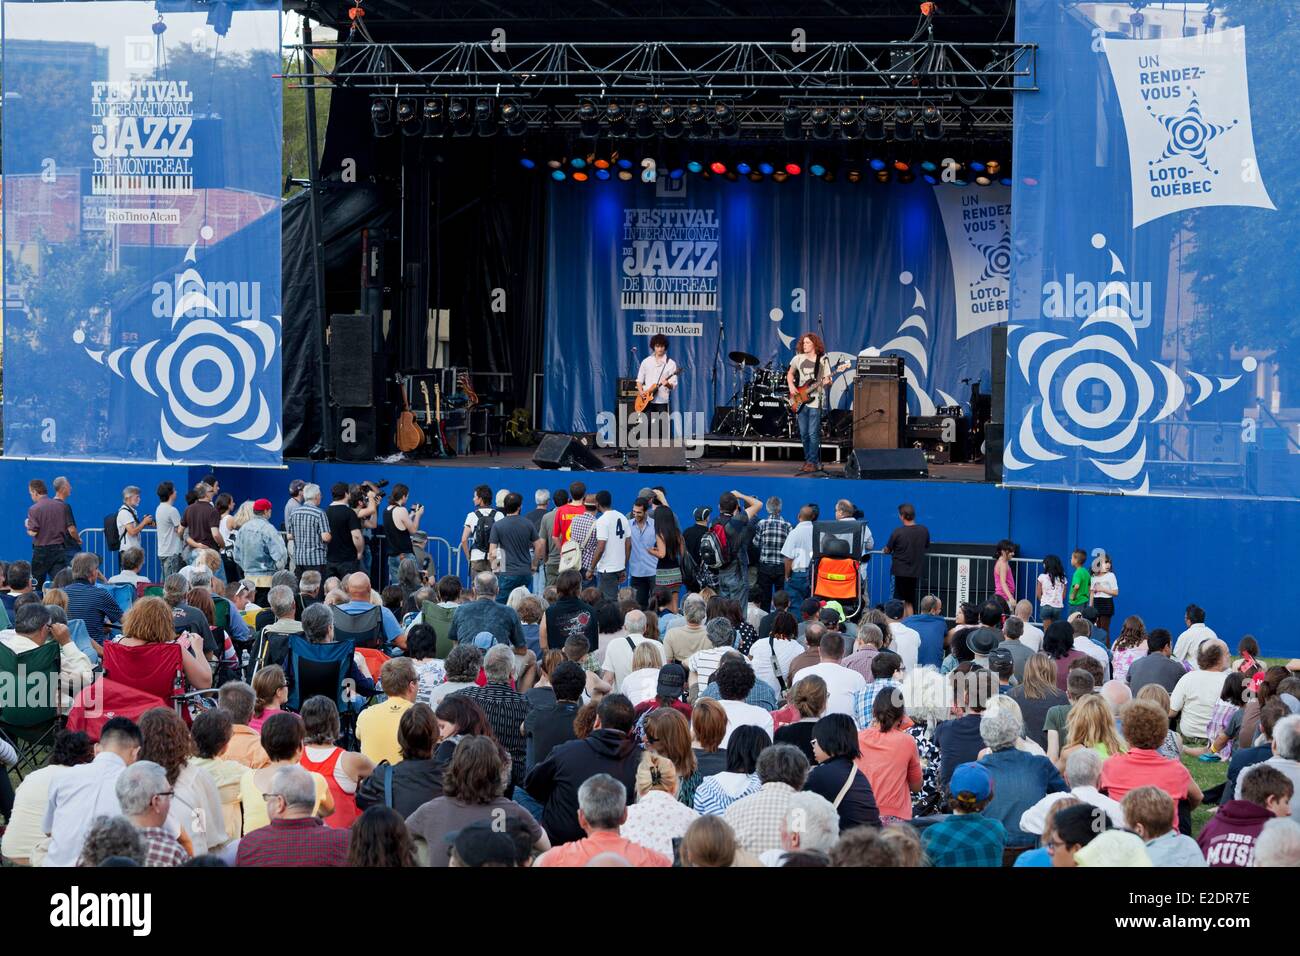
left=729, top=350, right=761, bottom=367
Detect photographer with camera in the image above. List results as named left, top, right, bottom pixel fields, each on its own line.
left=383, top=483, right=423, bottom=589
left=325, top=482, right=367, bottom=580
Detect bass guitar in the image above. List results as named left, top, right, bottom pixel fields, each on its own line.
left=788, top=361, right=853, bottom=413
left=435, top=381, right=455, bottom=457
left=395, top=376, right=424, bottom=453
left=634, top=368, right=686, bottom=414
left=420, top=381, right=446, bottom=458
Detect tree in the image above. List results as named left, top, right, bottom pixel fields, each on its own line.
left=282, top=50, right=334, bottom=196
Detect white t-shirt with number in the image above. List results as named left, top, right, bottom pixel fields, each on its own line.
left=595, top=510, right=629, bottom=573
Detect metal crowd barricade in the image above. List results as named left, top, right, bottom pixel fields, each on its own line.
left=79, top=528, right=163, bottom=582
left=859, top=550, right=1045, bottom=619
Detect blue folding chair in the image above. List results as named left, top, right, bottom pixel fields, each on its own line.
left=287, top=635, right=361, bottom=748
left=97, top=582, right=135, bottom=617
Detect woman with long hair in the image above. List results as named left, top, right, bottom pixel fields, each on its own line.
left=357, top=703, right=444, bottom=815
left=620, top=640, right=665, bottom=706
left=1110, top=616, right=1148, bottom=685
left=346, top=806, right=419, bottom=867
left=1059, top=694, right=1128, bottom=769
left=773, top=674, right=828, bottom=763
left=647, top=502, right=685, bottom=614
left=643, top=707, right=701, bottom=806
left=693, top=724, right=769, bottom=815
left=185, top=586, right=238, bottom=677
left=1007, top=653, right=1069, bottom=751
left=432, top=695, right=497, bottom=784
left=249, top=664, right=287, bottom=732
left=856, top=685, right=922, bottom=823
left=1037, top=554, right=1067, bottom=617
left=994, top=540, right=1018, bottom=606
left=138, top=707, right=229, bottom=855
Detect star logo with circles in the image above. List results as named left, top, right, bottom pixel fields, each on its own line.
left=972, top=234, right=1011, bottom=284
left=1147, top=92, right=1237, bottom=175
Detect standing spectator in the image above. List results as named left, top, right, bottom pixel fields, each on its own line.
left=323, top=483, right=365, bottom=579
left=792, top=631, right=867, bottom=718
left=535, top=774, right=670, bottom=867
left=1199, top=764, right=1292, bottom=867
left=806, top=714, right=879, bottom=832
left=882, top=600, right=921, bottom=674
left=42, top=717, right=142, bottom=867
left=284, top=479, right=306, bottom=530
left=460, top=485, right=501, bottom=576
left=115, top=486, right=154, bottom=555
left=115, top=761, right=189, bottom=867
left=236, top=766, right=351, bottom=866
left=27, top=478, right=77, bottom=585
left=713, top=491, right=762, bottom=607
left=539, top=489, right=565, bottom=589
left=590, top=490, right=631, bottom=603
left=904, top=595, right=948, bottom=668
left=779, top=505, right=816, bottom=604
left=922, top=762, right=1007, bottom=867
left=489, top=492, right=543, bottom=603
left=1036, top=555, right=1067, bottom=619
left=750, top=610, right=803, bottom=698
left=855, top=685, right=922, bottom=822
left=625, top=497, right=659, bottom=610
left=647, top=500, right=685, bottom=614
left=724, top=744, right=821, bottom=855
left=550, top=480, right=586, bottom=547
left=155, top=481, right=184, bottom=579
left=358, top=657, right=420, bottom=766
left=993, top=539, right=1017, bottom=606
left=664, top=593, right=711, bottom=664
left=1122, top=786, right=1206, bottom=867
left=752, top=497, right=792, bottom=611
left=287, top=484, right=331, bottom=582
left=181, top=482, right=224, bottom=569
left=52, top=477, right=84, bottom=569
left=1089, top=552, right=1118, bottom=638
left=1066, top=549, right=1091, bottom=616
left=233, top=499, right=288, bottom=586
left=882, top=503, right=929, bottom=616
left=1170, top=639, right=1231, bottom=741
left=620, top=750, right=701, bottom=857
left=454, top=645, right=532, bottom=792
left=380, top=484, right=421, bottom=589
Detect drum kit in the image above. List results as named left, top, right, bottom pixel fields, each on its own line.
left=715, top=349, right=801, bottom=439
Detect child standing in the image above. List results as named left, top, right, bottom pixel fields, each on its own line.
left=1067, top=549, right=1091, bottom=617
left=1036, top=554, right=1067, bottom=619
left=1089, top=553, right=1118, bottom=639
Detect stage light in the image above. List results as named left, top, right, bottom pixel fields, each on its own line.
left=669, top=167, right=685, bottom=180
left=448, top=98, right=472, bottom=136
left=863, top=105, right=885, bottom=141
left=519, top=157, right=536, bottom=170
left=1000, top=177, right=1013, bottom=186
left=573, top=171, right=589, bottom=182
left=686, top=102, right=709, bottom=137
left=923, top=173, right=938, bottom=185
left=633, top=101, right=655, bottom=138
left=579, top=100, right=600, bottom=138
left=571, top=157, right=587, bottom=169
left=920, top=159, right=937, bottom=173
left=975, top=174, right=991, bottom=186
left=422, top=97, right=446, bottom=137
left=617, top=157, right=634, bottom=170
left=736, top=161, right=752, bottom=175
left=659, top=104, right=683, bottom=138
left=396, top=97, right=420, bottom=136
left=606, top=102, right=628, bottom=138
left=783, top=105, right=803, bottom=140
left=501, top=100, right=527, bottom=136
left=710, top=161, right=727, bottom=175
left=772, top=170, right=789, bottom=183
left=594, top=154, right=611, bottom=169
left=370, top=98, right=394, bottom=138
left=838, top=107, right=861, bottom=139
left=822, top=171, right=836, bottom=183
left=922, top=105, right=943, bottom=141
left=968, top=161, right=986, bottom=173
left=748, top=171, right=764, bottom=182
left=810, top=107, right=833, bottom=140
left=875, top=169, right=891, bottom=183
left=551, top=169, right=566, bottom=181
left=869, top=158, right=886, bottom=171
left=687, top=160, right=703, bottom=173
left=986, top=160, right=1001, bottom=176
left=893, top=159, right=911, bottom=173
left=785, top=162, right=802, bottom=176
left=759, top=162, right=775, bottom=175
left=618, top=169, right=634, bottom=181
left=714, top=104, right=739, bottom=138
left=547, top=158, right=563, bottom=169
left=596, top=168, right=611, bottom=180
left=893, top=107, right=915, bottom=141
left=846, top=168, right=862, bottom=183
left=898, top=171, right=915, bottom=184
left=474, top=98, right=497, bottom=137
left=810, top=163, right=826, bottom=177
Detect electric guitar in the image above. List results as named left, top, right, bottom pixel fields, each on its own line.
left=634, top=368, right=686, bottom=414
left=395, top=376, right=424, bottom=453
left=435, top=381, right=455, bottom=457
left=420, top=381, right=444, bottom=457
left=788, top=361, right=853, bottom=413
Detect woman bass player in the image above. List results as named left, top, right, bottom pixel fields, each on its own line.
left=635, top=333, right=680, bottom=418
left=787, top=332, right=834, bottom=473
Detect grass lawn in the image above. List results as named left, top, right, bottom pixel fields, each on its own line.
left=1183, top=750, right=1229, bottom=837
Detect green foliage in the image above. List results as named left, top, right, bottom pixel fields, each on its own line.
left=282, top=52, right=334, bottom=195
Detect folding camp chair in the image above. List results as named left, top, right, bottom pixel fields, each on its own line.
left=330, top=605, right=385, bottom=649
left=134, top=581, right=162, bottom=601
left=66, top=678, right=169, bottom=741
left=0, top=639, right=62, bottom=778
left=287, top=634, right=362, bottom=748
left=98, top=582, right=135, bottom=617
left=101, top=640, right=190, bottom=722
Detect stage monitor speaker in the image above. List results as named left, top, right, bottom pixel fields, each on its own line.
left=990, top=325, right=1008, bottom=424
left=330, top=314, right=374, bottom=407
left=335, top=407, right=377, bottom=462
left=853, top=376, right=906, bottom=449
left=844, top=447, right=928, bottom=480
left=985, top=422, right=1004, bottom=483
left=638, top=444, right=687, bottom=473
left=532, top=433, right=606, bottom=471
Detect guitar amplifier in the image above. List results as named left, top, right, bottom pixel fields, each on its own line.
left=905, top=413, right=970, bottom=463
left=617, top=378, right=640, bottom=400
left=856, top=355, right=905, bottom=377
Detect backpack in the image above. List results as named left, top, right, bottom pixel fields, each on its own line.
left=103, top=506, right=129, bottom=552
left=471, top=508, right=499, bottom=555
left=699, top=520, right=737, bottom=570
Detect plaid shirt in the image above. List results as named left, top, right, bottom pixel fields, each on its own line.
left=921, top=812, right=1007, bottom=867
left=139, top=826, right=190, bottom=867
left=235, top=816, right=351, bottom=867
left=567, top=513, right=600, bottom=575
left=754, top=515, right=793, bottom=567
left=287, top=504, right=330, bottom=566
left=453, top=681, right=531, bottom=790
left=723, top=782, right=801, bottom=855
left=852, top=678, right=902, bottom=730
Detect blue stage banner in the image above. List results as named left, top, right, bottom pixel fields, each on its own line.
left=542, top=175, right=1009, bottom=434
left=2, top=0, right=282, bottom=465
left=1007, top=0, right=1300, bottom=499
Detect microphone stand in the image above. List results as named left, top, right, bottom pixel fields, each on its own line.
left=712, top=312, right=725, bottom=426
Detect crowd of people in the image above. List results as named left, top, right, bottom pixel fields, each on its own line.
left=2, top=473, right=1299, bottom=869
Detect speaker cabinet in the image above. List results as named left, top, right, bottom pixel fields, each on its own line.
left=990, top=324, right=1008, bottom=424
left=853, top=376, right=906, bottom=449
left=985, top=422, right=1004, bottom=483
left=330, top=314, right=374, bottom=407
left=532, top=433, right=606, bottom=471
left=336, top=407, right=377, bottom=462
left=638, top=444, right=687, bottom=473
left=844, top=447, right=929, bottom=480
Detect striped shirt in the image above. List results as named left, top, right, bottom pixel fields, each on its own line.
left=64, top=581, right=122, bottom=644
left=287, top=504, right=329, bottom=567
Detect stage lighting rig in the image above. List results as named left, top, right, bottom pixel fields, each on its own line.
left=863, top=106, right=885, bottom=141
left=659, top=104, right=683, bottom=138
left=448, top=98, right=472, bottom=136
left=396, top=97, right=420, bottom=136
left=713, top=104, right=739, bottom=138
left=501, top=99, right=528, bottom=136
left=893, top=106, right=916, bottom=141
left=370, top=98, right=394, bottom=138
left=578, top=100, right=600, bottom=138
left=686, top=102, right=709, bottom=137
left=783, top=105, right=803, bottom=140
left=474, top=98, right=497, bottom=137
left=838, top=107, right=861, bottom=140
left=810, top=107, right=833, bottom=140
left=606, top=102, right=628, bottom=137
left=922, top=105, right=943, bottom=140
left=633, top=101, right=655, bottom=138
left=422, top=97, right=445, bottom=137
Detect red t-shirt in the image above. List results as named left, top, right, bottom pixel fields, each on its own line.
left=1098, top=748, right=1192, bottom=826
left=552, top=503, right=585, bottom=542
left=856, top=724, right=922, bottom=820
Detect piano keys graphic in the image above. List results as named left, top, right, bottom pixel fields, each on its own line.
left=620, top=290, right=718, bottom=311
left=92, top=173, right=193, bottom=196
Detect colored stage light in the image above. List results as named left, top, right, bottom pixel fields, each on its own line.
left=687, top=160, right=703, bottom=173
left=863, top=105, right=885, bottom=141
left=785, top=162, right=802, bottom=175
left=772, top=170, right=789, bottom=182
left=975, top=175, right=991, bottom=186
left=606, top=102, right=628, bottom=137
left=594, top=157, right=611, bottom=169
left=617, top=157, right=634, bottom=169
left=736, top=161, right=752, bottom=175
left=370, top=98, right=394, bottom=138
left=923, top=173, right=937, bottom=185
left=596, top=168, right=611, bottom=180
left=846, top=169, right=862, bottom=183
left=571, top=157, right=587, bottom=169
left=920, top=160, right=937, bottom=173
left=572, top=171, right=589, bottom=182
left=875, top=169, right=891, bottom=182
left=547, top=158, right=563, bottom=169
left=422, top=97, right=446, bottom=137
left=714, top=104, right=739, bottom=138
left=670, top=167, right=685, bottom=179
left=869, top=158, right=886, bottom=171
left=893, top=159, right=910, bottom=172
left=501, top=99, right=527, bottom=136
left=838, top=107, right=861, bottom=139
left=783, top=105, right=803, bottom=140
left=811, top=107, right=833, bottom=140
left=759, top=161, right=775, bottom=175
left=551, top=169, right=567, bottom=181
left=810, top=163, right=826, bottom=177
left=893, top=107, right=915, bottom=141
left=748, top=171, right=764, bottom=182
left=686, top=102, right=709, bottom=137
left=520, top=157, right=536, bottom=169
left=618, top=169, right=634, bottom=180
left=986, top=160, right=1002, bottom=175
left=448, top=98, right=472, bottom=136
left=633, top=101, right=655, bottom=138
left=1022, top=176, right=1038, bottom=186
left=1000, top=177, right=1013, bottom=186
left=396, top=97, right=420, bottom=136
left=710, top=161, right=727, bottom=174
left=578, top=100, right=600, bottom=138
left=968, top=161, right=986, bottom=173
left=474, top=98, right=497, bottom=137
left=922, top=105, right=943, bottom=140
left=659, top=104, right=683, bottom=138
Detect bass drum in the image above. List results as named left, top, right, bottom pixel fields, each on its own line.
left=746, top=383, right=796, bottom=438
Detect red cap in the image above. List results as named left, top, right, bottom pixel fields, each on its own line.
left=253, top=498, right=273, bottom=512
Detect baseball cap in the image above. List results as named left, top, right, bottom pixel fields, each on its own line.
left=693, top=506, right=712, bottom=523
left=949, top=762, right=992, bottom=801
left=253, top=498, right=273, bottom=512
left=656, top=662, right=687, bottom=699
left=472, top=631, right=496, bottom=651
left=822, top=600, right=847, bottom=623
left=987, top=646, right=1015, bottom=674
left=446, top=819, right=529, bottom=867
left=883, top=599, right=906, bottom=620
left=289, top=479, right=306, bottom=495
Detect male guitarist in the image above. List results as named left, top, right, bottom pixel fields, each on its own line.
left=786, top=332, right=834, bottom=473
left=635, top=333, right=680, bottom=425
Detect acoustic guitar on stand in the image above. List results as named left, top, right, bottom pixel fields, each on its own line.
left=788, top=361, right=853, bottom=413
left=634, top=369, right=686, bottom=414
left=395, top=376, right=424, bottom=453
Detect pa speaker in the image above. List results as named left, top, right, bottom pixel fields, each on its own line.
left=330, top=314, right=374, bottom=407
left=336, top=407, right=377, bottom=462
left=844, top=447, right=928, bottom=480
left=990, top=324, right=1008, bottom=424
left=984, top=422, right=1004, bottom=483
left=532, top=433, right=606, bottom=471
left=638, top=444, right=687, bottom=473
